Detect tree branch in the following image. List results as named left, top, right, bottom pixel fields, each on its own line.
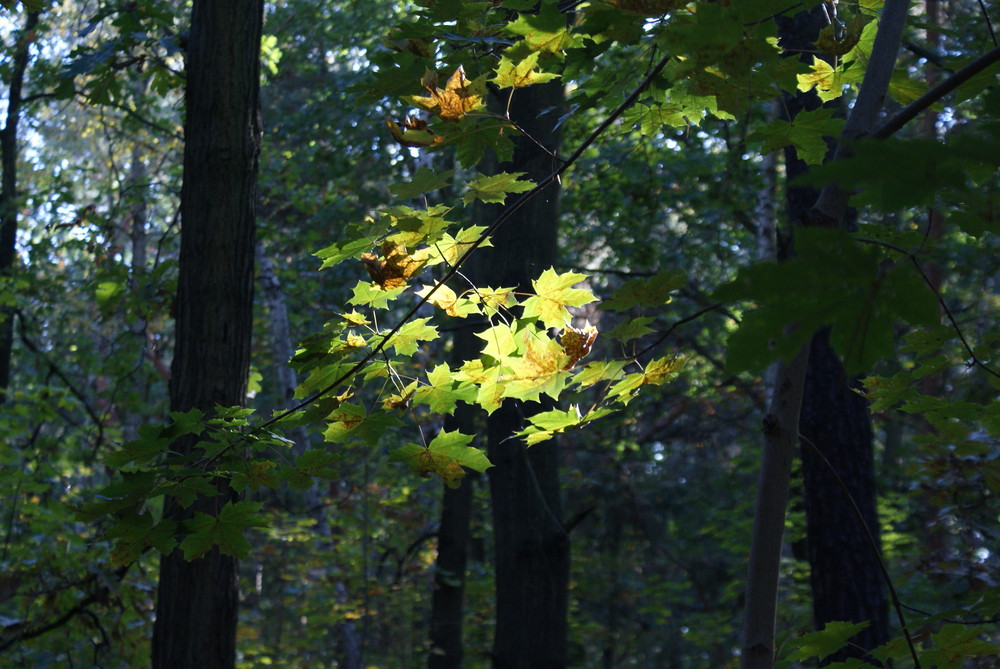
left=873, top=44, right=1000, bottom=139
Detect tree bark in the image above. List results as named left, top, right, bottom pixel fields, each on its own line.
left=800, top=331, right=888, bottom=663
left=151, top=2, right=263, bottom=668
left=0, top=11, right=40, bottom=403
left=480, top=79, right=568, bottom=669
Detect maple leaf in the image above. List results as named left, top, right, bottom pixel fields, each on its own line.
left=559, top=325, right=598, bottom=369
left=502, top=327, right=570, bottom=402
left=815, top=15, right=866, bottom=57
left=407, top=67, right=485, bottom=122
left=492, top=52, right=560, bottom=89
left=505, top=2, right=581, bottom=54
left=412, top=363, right=478, bottom=414
left=360, top=240, right=426, bottom=289
left=796, top=56, right=861, bottom=102
left=521, top=268, right=596, bottom=329
left=433, top=225, right=491, bottom=265
left=388, top=317, right=438, bottom=356
left=389, top=430, right=492, bottom=488
left=386, top=115, right=441, bottom=147
left=475, top=323, right=519, bottom=360
left=179, top=501, right=268, bottom=561
left=462, top=172, right=535, bottom=205
left=415, top=284, right=480, bottom=318
left=471, top=286, right=517, bottom=316
left=749, top=107, right=844, bottom=166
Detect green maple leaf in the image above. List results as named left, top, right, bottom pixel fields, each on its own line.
left=713, top=227, right=939, bottom=374
left=348, top=280, right=406, bottom=309
left=476, top=323, right=519, bottom=360
left=606, top=316, right=655, bottom=342
left=516, top=406, right=583, bottom=445
left=413, top=363, right=478, bottom=414
left=315, top=237, right=375, bottom=270
left=492, top=52, right=560, bottom=89
left=389, top=167, right=454, bottom=199
left=389, top=317, right=438, bottom=356
left=796, top=56, right=848, bottom=102
left=750, top=107, right=844, bottom=165
left=323, top=403, right=403, bottom=445
left=505, top=1, right=580, bottom=54
left=284, top=449, right=339, bottom=490
left=501, top=326, right=570, bottom=402
left=179, top=501, right=268, bottom=561
left=107, top=512, right=178, bottom=567
left=521, top=268, right=596, bottom=329
left=434, top=225, right=491, bottom=265
left=462, top=172, right=535, bottom=205
left=786, top=621, right=868, bottom=662
left=389, top=430, right=492, bottom=488
left=572, top=359, right=628, bottom=388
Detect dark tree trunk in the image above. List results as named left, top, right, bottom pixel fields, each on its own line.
left=800, top=331, right=888, bottom=662
left=776, top=5, right=890, bottom=660
left=479, top=80, right=568, bottom=669
left=0, top=11, right=39, bottom=403
left=428, top=329, right=480, bottom=668
left=151, top=2, right=263, bottom=668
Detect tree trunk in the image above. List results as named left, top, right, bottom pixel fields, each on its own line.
left=151, top=2, right=263, bottom=668
left=480, top=79, right=569, bottom=669
left=428, top=333, right=480, bottom=668
left=0, top=11, right=40, bottom=403
left=800, top=331, right=888, bottom=663
left=776, top=5, right=890, bottom=661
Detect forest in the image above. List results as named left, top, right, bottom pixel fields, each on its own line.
left=0, top=0, right=998, bottom=667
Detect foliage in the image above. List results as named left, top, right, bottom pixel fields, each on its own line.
left=2, top=0, right=999, bottom=665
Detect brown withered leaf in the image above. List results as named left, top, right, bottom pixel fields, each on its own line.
left=559, top=325, right=598, bottom=370
left=361, top=241, right=426, bottom=289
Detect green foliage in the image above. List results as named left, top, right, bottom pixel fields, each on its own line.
left=713, top=227, right=939, bottom=374
left=5, top=0, right=1000, bottom=664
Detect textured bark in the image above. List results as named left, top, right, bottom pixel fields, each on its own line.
left=800, top=331, right=888, bottom=663
left=0, top=11, right=39, bottom=403
left=481, top=80, right=568, bottom=669
left=151, top=2, right=263, bottom=668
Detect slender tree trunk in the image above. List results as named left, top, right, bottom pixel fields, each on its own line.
left=481, top=79, right=568, bottom=669
left=151, top=2, right=263, bottom=668
left=0, top=11, right=39, bottom=403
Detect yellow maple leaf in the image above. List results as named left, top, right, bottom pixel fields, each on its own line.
left=796, top=56, right=846, bottom=102
left=408, top=66, right=485, bottom=122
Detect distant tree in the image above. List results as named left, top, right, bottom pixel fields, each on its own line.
left=150, top=2, right=263, bottom=667
left=0, top=10, right=39, bottom=401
